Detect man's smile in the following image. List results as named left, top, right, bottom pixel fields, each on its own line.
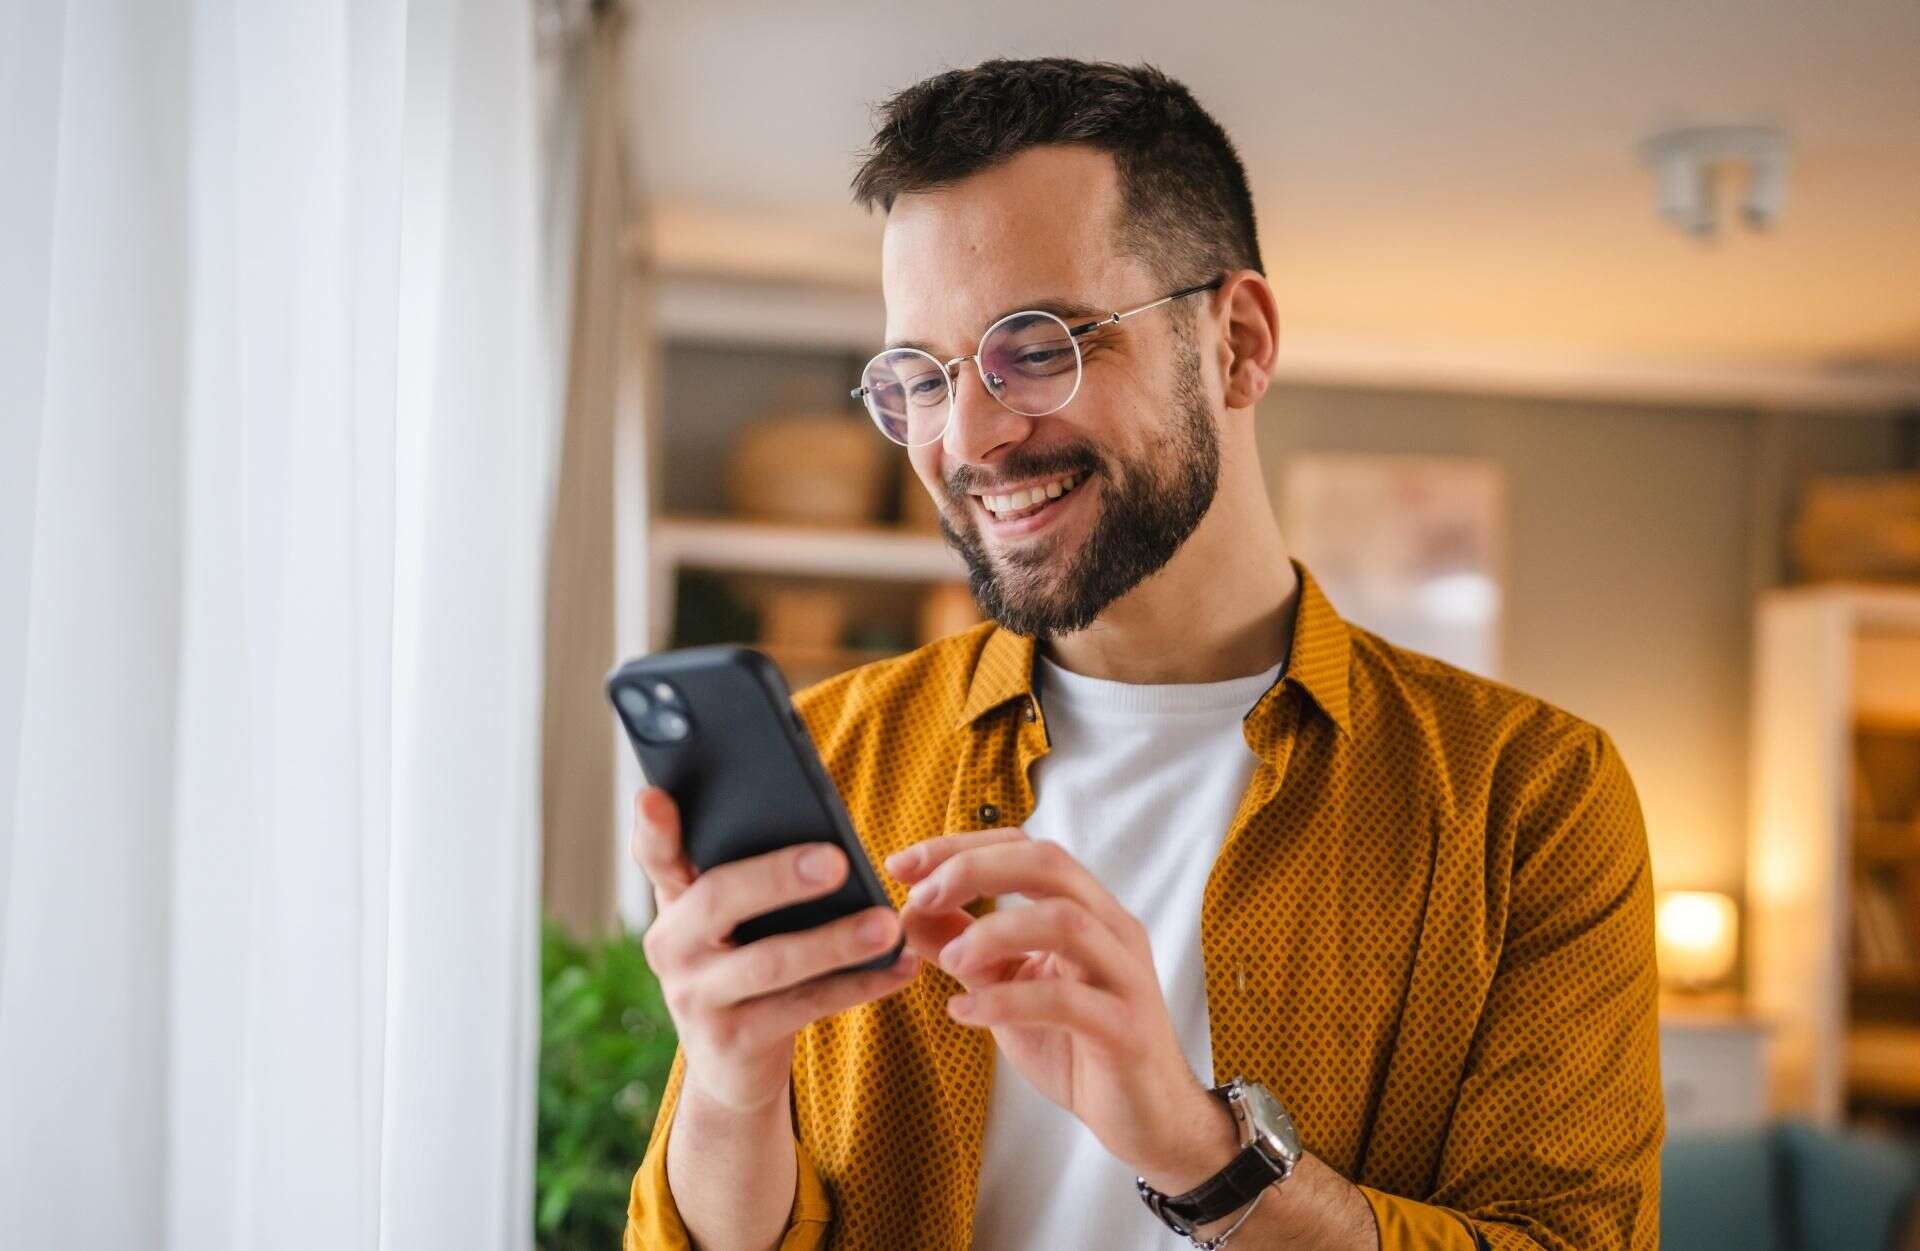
left=972, top=470, right=1085, bottom=519
left=968, top=471, right=1094, bottom=539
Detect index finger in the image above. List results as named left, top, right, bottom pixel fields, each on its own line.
left=885, top=826, right=1027, bottom=883
left=906, top=839, right=1134, bottom=944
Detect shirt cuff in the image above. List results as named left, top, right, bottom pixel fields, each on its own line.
left=625, top=1100, right=833, bottom=1250
left=1357, top=1185, right=1482, bottom=1250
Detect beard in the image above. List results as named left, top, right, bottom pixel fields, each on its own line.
left=935, top=339, right=1221, bottom=641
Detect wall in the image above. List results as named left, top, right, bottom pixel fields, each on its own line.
left=1258, top=385, right=1913, bottom=897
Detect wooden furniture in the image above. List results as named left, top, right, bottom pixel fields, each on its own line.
left=646, top=515, right=962, bottom=650
left=637, top=280, right=973, bottom=684
left=1749, top=584, right=1920, bottom=1127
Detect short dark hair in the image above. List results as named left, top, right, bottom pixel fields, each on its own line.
left=851, top=58, right=1264, bottom=286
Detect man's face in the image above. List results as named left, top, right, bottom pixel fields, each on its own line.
left=881, top=145, right=1221, bottom=640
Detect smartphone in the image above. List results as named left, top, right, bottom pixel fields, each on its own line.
left=607, top=645, right=902, bottom=971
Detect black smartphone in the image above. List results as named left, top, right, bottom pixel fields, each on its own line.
left=606, top=645, right=902, bottom=971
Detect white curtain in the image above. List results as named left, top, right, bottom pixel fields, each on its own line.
left=1, top=2, right=558, bottom=1248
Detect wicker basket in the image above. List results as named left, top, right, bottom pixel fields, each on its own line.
left=917, top=582, right=983, bottom=644
left=1790, top=474, right=1920, bottom=583
left=726, top=415, right=887, bottom=526
left=898, top=458, right=946, bottom=532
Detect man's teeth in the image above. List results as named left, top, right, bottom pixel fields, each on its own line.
left=980, top=473, right=1081, bottom=516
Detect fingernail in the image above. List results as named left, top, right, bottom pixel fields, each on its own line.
left=906, top=879, right=937, bottom=909
left=948, top=993, right=974, bottom=1019
left=886, top=847, right=917, bottom=874
left=857, top=911, right=894, bottom=946
left=937, top=936, right=968, bottom=972
left=798, top=846, right=839, bottom=884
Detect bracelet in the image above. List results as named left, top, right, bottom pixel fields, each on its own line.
left=1184, top=1186, right=1269, bottom=1250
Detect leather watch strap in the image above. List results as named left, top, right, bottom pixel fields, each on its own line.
left=1156, top=1143, right=1288, bottom=1229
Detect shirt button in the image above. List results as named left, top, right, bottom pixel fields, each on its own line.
left=1022, top=700, right=1037, bottom=723
left=976, top=802, right=1000, bottom=825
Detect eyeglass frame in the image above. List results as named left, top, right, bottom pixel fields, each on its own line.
left=849, top=275, right=1226, bottom=446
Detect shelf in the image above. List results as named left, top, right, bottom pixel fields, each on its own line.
left=1852, top=970, right=1920, bottom=994
left=1855, top=715, right=1920, bottom=737
left=1657, top=991, right=1769, bottom=1030
left=653, top=515, right=965, bottom=583
left=1847, top=1024, right=1920, bottom=1106
left=1855, top=828, right=1920, bottom=863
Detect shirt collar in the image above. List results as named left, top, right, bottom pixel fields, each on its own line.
left=955, top=562, right=1353, bottom=737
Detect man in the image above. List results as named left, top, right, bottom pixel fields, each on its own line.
left=626, top=59, right=1662, bottom=1251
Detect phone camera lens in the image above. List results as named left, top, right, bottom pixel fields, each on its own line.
left=647, top=708, right=691, bottom=742
left=650, top=680, right=682, bottom=707
left=615, top=684, right=651, bottom=722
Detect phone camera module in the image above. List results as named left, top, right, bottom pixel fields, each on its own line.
left=615, top=677, right=691, bottom=743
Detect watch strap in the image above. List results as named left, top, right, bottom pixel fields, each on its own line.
left=1151, top=1142, right=1290, bottom=1231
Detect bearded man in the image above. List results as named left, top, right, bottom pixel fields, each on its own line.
left=626, top=58, right=1663, bottom=1251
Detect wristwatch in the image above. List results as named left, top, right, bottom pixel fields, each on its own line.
left=1135, top=1078, right=1301, bottom=1247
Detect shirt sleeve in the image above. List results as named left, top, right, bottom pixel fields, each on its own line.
left=1368, top=726, right=1666, bottom=1251
left=625, top=1048, right=834, bottom=1251
left=1359, top=1188, right=1483, bottom=1248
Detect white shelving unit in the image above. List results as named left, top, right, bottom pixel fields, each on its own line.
left=1748, top=583, right=1920, bottom=1126
left=635, top=265, right=968, bottom=666
left=644, top=514, right=964, bottom=648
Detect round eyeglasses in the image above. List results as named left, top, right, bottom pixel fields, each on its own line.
left=851, top=276, right=1224, bottom=447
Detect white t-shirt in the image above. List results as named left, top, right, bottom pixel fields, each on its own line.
left=969, top=654, right=1284, bottom=1251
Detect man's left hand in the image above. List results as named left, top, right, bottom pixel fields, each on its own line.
left=887, top=825, right=1240, bottom=1194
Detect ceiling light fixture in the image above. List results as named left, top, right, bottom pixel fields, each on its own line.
left=1640, top=124, right=1790, bottom=240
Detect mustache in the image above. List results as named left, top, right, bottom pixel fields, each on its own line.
left=944, top=446, right=1102, bottom=499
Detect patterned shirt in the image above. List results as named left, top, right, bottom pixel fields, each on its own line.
left=627, top=565, right=1664, bottom=1250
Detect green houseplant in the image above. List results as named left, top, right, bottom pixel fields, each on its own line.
left=537, top=917, right=678, bottom=1250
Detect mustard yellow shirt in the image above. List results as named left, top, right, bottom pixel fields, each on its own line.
left=628, top=567, right=1664, bottom=1250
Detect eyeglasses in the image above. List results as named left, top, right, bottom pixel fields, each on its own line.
left=850, top=276, right=1224, bottom=447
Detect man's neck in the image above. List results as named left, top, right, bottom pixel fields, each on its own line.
left=1043, top=458, right=1298, bottom=686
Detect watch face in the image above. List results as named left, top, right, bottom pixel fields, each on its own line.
left=1238, top=1082, right=1302, bottom=1166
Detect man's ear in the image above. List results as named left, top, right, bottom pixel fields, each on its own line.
left=1217, top=271, right=1280, bottom=410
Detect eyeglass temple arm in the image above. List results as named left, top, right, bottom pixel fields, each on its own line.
left=1070, top=275, right=1226, bottom=338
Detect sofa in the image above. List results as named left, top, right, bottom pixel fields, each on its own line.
left=1661, top=1121, right=1920, bottom=1250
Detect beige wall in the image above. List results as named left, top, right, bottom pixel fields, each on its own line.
left=1257, top=385, right=1911, bottom=898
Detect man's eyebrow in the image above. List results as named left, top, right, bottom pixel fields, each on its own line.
left=884, top=296, right=1109, bottom=354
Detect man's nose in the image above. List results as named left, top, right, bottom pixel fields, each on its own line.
left=943, top=361, right=1033, bottom=465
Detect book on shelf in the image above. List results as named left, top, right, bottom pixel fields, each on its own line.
left=1853, top=721, right=1920, bottom=829
left=1853, top=865, right=1920, bottom=977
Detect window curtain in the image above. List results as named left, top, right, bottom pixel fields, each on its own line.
left=1, top=1, right=558, bottom=1246
left=540, top=0, right=633, bottom=939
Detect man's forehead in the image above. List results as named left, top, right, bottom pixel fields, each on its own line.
left=878, top=145, right=1135, bottom=348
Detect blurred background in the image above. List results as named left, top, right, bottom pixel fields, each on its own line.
left=7, top=2, right=1920, bottom=1248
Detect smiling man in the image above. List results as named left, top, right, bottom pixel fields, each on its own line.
left=626, top=59, right=1662, bottom=1251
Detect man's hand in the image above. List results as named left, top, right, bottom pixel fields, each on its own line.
left=889, top=826, right=1380, bottom=1249
left=886, top=826, right=1238, bottom=1191
left=632, top=786, right=921, bottom=1114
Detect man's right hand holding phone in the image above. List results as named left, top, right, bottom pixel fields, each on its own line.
left=630, top=786, right=921, bottom=1245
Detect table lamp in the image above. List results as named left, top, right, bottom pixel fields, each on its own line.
left=1655, top=890, right=1739, bottom=991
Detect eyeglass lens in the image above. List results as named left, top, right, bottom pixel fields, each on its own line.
left=859, top=310, right=1082, bottom=446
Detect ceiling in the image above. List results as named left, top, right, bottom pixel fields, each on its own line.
left=624, top=0, right=1920, bottom=384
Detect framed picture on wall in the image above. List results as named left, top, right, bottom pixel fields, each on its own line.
left=1280, top=453, right=1505, bottom=677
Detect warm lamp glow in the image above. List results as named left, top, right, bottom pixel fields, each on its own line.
left=1656, top=890, right=1739, bottom=990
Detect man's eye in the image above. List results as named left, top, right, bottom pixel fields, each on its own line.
left=1015, top=345, right=1073, bottom=370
